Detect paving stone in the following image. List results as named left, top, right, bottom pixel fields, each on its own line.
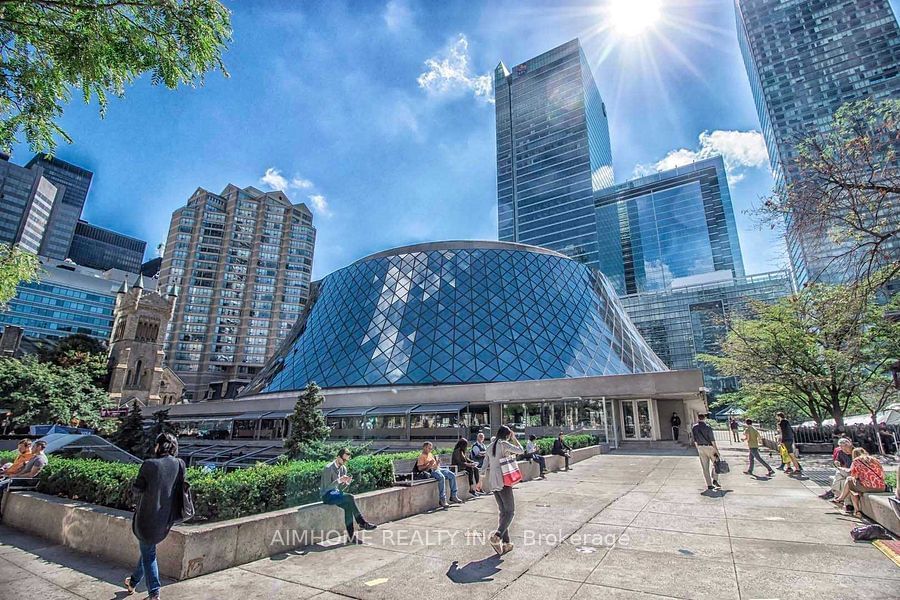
left=585, top=548, right=739, bottom=600
left=493, top=573, right=581, bottom=599
left=731, top=536, right=900, bottom=580
left=736, top=563, right=900, bottom=600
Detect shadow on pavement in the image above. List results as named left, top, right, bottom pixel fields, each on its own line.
left=445, top=555, right=503, bottom=583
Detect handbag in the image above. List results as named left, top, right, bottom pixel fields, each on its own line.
left=176, top=459, right=195, bottom=523
left=499, top=455, right=522, bottom=487
left=714, top=458, right=730, bottom=475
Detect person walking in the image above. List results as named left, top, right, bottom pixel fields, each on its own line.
left=776, top=412, right=802, bottom=475
left=320, top=448, right=377, bottom=543
left=417, top=441, right=461, bottom=508
left=691, top=414, right=721, bottom=491
left=670, top=413, right=682, bottom=441
left=481, top=425, right=522, bottom=555
left=551, top=433, right=573, bottom=471
left=125, top=434, right=185, bottom=599
left=741, top=419, right=775, bottom=477
left=729, top=418, right=740, bottom=442
left=524, top=434, right=547, bottom=478
left=451, top=438, right=483, bottom=496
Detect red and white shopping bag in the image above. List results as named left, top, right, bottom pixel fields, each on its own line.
left=500, top=455, right=522, bottom=487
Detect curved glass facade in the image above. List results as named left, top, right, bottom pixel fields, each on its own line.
left=246, top=241, right=666, bottom=394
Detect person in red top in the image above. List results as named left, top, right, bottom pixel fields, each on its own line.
left=833, top=448, right=885, bottom=517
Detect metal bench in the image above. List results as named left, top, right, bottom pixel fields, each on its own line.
left=392, top=458, right=458, bottom=486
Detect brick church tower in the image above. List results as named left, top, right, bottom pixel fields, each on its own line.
left=108, top=276, right=183, bottom=406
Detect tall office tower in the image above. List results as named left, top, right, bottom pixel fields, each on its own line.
left=494, top=38, right=614, bottom=267
left=594, top=157, right=745, bottom=296
left=0, top=155, right=60, bottom=254
left=735, top=0, right=900, bottom=286
left=25, top=154, right=93, bottom=260
left=159, top=184, right=316, bottom=402
left=68, top=220, right=147, bottom=273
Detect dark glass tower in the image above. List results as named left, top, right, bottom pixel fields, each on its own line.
left=594, top=157, right=745, bottom=296
left=494, top=39, right=614, bottom=268
left=25, top=154, right=93, bottom=260
left=735, top=0, right=900, bottom=286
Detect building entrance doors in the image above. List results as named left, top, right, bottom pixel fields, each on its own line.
left=621, top=399, right=653, bottom=440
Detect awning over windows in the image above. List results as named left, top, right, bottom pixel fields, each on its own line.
left=365, top=404, right=418, bottom=416
left=410, top=402, right=468, bottom=414
left=233, top=411, right=274, bottom=420
left=325, top=407, right=370, bottom=417
left=261, top=410, right=293, bottom=419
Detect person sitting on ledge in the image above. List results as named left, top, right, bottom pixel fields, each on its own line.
left=551, top=433, right=573, bottom=471
left=0, top=439, right=47, bottom=516
left=417, top=441, right=462, bottom=508
left=833, top=448, right=886, bottom=518
left=524, top=435, right=547, bottom=478
left=452, top=438, right=484, bottom=496
left=0, top=438, right=33, bottom=476
left=320, top=448, right=377, bottom=544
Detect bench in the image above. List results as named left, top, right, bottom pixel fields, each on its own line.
left=391, top=458, right=457, bottom=486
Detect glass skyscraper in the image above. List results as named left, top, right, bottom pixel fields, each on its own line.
left=0, top=155, right=59, bottom=255
left=494, top=39, right=614, bottom=267
left=68, top=220, right=147, bottom=273
left=594, top=157, right=745, bottom=296
left=620, top=271, right=793, bottom=394
left=735, top=0, right=900, bottom=286
left=25, top=154, right=94, bottom=261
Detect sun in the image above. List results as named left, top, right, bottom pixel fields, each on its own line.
left=608, top=0, right=662, bottom=37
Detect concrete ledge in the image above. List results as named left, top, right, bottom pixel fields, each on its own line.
left=2, top=445, right=602, bottom=580
left=859, top=492, right=900, bottom=536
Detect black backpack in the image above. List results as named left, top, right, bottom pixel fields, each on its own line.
left=850, top=524, right=890, bottom=541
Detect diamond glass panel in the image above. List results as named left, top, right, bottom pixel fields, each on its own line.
left=247, top=243, right=666, bottom=394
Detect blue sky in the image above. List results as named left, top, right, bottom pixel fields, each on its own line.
left=11, top=0, right=831, bottom=279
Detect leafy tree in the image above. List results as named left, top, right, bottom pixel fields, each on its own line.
left=700, top=284, right=900, bottom=428
left=0, top=354, right=108, bottom=428
left=284, top=382, right=330, bottom=459
left=113, top=400, right=146, bottom=457
left=759, top=99, right=900, bottom=287
left=0, top=243, right=39, bottom=307
left=0, top=0, right=232, bottom=152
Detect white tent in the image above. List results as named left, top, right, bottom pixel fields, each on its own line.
left=800, top=403, right=900, bottom=428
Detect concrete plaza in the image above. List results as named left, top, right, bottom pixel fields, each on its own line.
left=1, top=443, right=898, bottom=599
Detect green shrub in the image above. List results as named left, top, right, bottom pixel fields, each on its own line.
left=534, top=434, right=597, bottom=455
left=886, top=471, right=896, bottom=490
left=29, top=434, right=599, bottom=522
left=0, top=450, right=17, bottom=464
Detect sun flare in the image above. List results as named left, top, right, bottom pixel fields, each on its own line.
left=608, top=0, right=662, bottom=37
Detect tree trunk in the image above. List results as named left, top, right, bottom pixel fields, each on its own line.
left=830, top=393, right=845, bottom=429
left=872, top=413, right=886, bottom=455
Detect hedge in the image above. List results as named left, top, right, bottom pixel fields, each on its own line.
left=23, top=434, right=599, bottom=522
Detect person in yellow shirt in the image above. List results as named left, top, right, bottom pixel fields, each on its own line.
left=742, top=420, right=775, bottom=477
left=416, top=441, right=460, bottom=508
left=1, top=439, right=33, bottom=476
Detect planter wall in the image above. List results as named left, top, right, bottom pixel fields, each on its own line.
left=2, top=444, right=602, bottom=579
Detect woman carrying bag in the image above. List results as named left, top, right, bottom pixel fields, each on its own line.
left=125, top=433, right=188, bottom=599
left=481, top=425, right=523, bottom=555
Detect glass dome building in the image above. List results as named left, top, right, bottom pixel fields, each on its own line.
left=246, top=241, right=666, bottom=395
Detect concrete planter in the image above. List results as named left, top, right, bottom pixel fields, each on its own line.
left=1, top=444, right=601, bottom=579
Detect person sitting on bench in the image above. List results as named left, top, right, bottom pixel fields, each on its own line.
left=320, top=448, right=376, bottom=544
left=417, top=441, right=462, bottom=508
left=551, top=433, right=572, bottom=471
left=524, top=435, right=547, bottom=478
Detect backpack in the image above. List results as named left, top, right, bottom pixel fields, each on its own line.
left=850, top=524, right=890, bottom=541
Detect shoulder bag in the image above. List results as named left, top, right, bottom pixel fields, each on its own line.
left=499, top=454, right=522, bottom=487
left=176, top=459, right=195, bottom=523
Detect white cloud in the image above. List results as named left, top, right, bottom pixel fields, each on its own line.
left=259, top=167, right=289, bottom=191
left=417, top=34, right=493, bottom=103
left=632, top=130, right=769, bottom=183
left=260, top=168, right=316, bottom=192
left=384, top=0, right=412, bottom=32
left=308, top=194, right=332, bottom=218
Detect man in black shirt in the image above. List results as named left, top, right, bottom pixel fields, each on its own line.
left=776, top=412, right=802, bottom=474
left=671, top=412, right=682, bottom=441
left=691, top=414, right=721, bottom=491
